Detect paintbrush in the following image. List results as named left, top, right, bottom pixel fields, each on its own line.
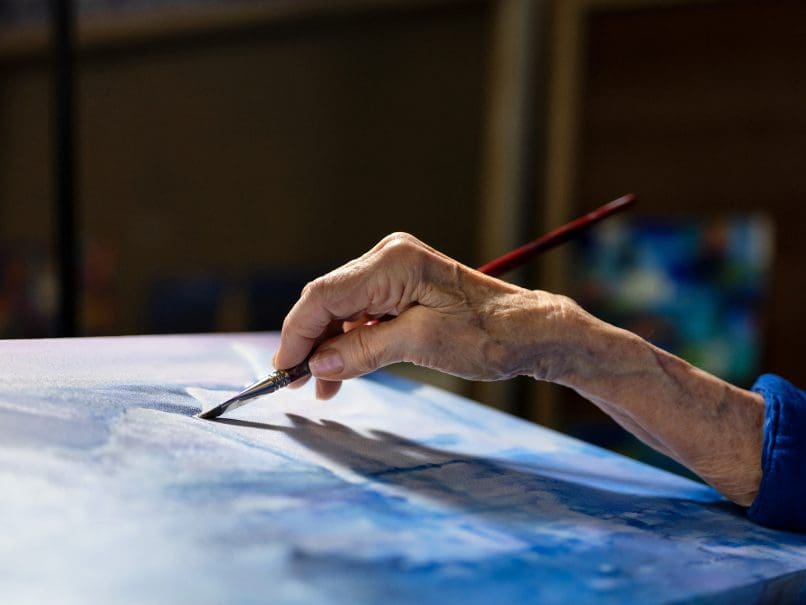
left=197, top=192, right=637, bottom=420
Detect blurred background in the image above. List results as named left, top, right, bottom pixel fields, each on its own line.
left=1, top=0, right=804, bottom=475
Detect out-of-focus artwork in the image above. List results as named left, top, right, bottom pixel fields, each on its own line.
left=1, top=333, right=805, bottom=604
left=0, top=240, right=120, bottom=338
left=0, top=242, right=57, bottom=337
left=571, top=214, right=773, bottom=387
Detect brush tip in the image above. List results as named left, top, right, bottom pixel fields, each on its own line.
left=196, top=406, right=223, bottom=420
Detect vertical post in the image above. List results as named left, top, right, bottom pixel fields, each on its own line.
left=51, top=0, right=80, bottom=337
left=531, top=0, right=586, bottom=429
left=476, top=0, right=546, bottom=414
left=479, top=0, right=540, bottom=273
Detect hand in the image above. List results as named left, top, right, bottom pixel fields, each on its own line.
left=273, top=233, right=577, bottom=400
left=274, top=233, right=765, bottom=508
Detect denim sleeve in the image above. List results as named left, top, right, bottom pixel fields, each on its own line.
left=747, top=374, right=806, bottom=532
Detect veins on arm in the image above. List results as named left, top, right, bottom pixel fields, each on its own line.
left=556, top=309, right=764, bottom=505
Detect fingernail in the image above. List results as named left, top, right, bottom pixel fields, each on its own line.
left=309, top=350, right=344, bottom=376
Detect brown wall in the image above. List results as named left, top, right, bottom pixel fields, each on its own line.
left=576, top=0, right=806, bottom=384
left=1, top=0, right=803, bottom=412
left=0, top=2, right=490, bottom=333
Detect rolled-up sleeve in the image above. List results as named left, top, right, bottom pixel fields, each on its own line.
left=748, top=374, right=806, bottom=532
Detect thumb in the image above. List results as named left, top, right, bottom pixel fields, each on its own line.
left=308, top=316, right=415, bottom=380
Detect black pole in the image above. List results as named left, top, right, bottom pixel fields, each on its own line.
left=51, top=0, right=80, bottom=337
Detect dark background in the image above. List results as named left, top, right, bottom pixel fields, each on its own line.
left=1, top=0, right=804, bottom=471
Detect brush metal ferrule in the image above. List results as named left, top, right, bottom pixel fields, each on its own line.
left=196, top=360, right=311, bottom=420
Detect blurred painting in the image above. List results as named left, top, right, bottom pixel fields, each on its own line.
left=2, top=333, right=805, bottom=603
left=571, top=214, right=773, bottom=388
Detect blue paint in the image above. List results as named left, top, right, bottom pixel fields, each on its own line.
left=0, top=333, right=804, bottom=604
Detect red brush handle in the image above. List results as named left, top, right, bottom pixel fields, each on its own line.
left=476, top=193, right=637, bottom=277
left=368, top=193, right=636, bottom=325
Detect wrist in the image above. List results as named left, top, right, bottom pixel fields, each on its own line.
left=530, top=295, right=643, bottom=388
left=515, top=291, right=597, bottom=384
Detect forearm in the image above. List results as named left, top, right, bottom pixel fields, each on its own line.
left=277, top=233, right=769, bottom=511
left=540, top=300, right=765, bottom=506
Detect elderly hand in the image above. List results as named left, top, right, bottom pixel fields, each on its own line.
left=275, top=232, right=765, bottom=508
left=273, top=232, right=579, bottom=400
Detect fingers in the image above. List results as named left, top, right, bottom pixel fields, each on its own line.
left=274, top=235, right=428, bottom=370
left=286, top=374, right=310, bottom=390
left=308, top=312, right=421, bottom=380
left=371, top=232, right=453, bottom=263
left=281, top=374, right=342, bottom=399
left=273, top=284, right=343, bottom=371
left=315, top=378, right=342, bottom=400
left=274, top=320, right=342, bottom=389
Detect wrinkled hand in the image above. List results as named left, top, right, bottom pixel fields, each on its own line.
left=273, top=233, right=766, bottom=509
left=274, top=233, right=575, bottom=399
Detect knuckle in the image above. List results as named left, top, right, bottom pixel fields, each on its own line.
left=550, top=293, right=581, bottom=321
left=300, top=280, right=316, bottom=299
left=353, top=329, right=380, bottom=373
left=373, top=233, right=434, bottom=281
left=281, top=313, right=293, bottom=332
left=300, top=276, right=326, bottom=300
left=378, top=235, right=422, bottom=266
left=379, top=231, right=416, bottom=247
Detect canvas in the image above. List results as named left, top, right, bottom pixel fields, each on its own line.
left=1, top=333, right=805, bottom=604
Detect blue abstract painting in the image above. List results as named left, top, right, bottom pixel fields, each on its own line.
left=1, top=333, right=805, bottom=604
left=571, top=214, right=772, bottom=386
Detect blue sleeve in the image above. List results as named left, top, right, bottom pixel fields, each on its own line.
left=747, top=374, right=806, bottom=532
